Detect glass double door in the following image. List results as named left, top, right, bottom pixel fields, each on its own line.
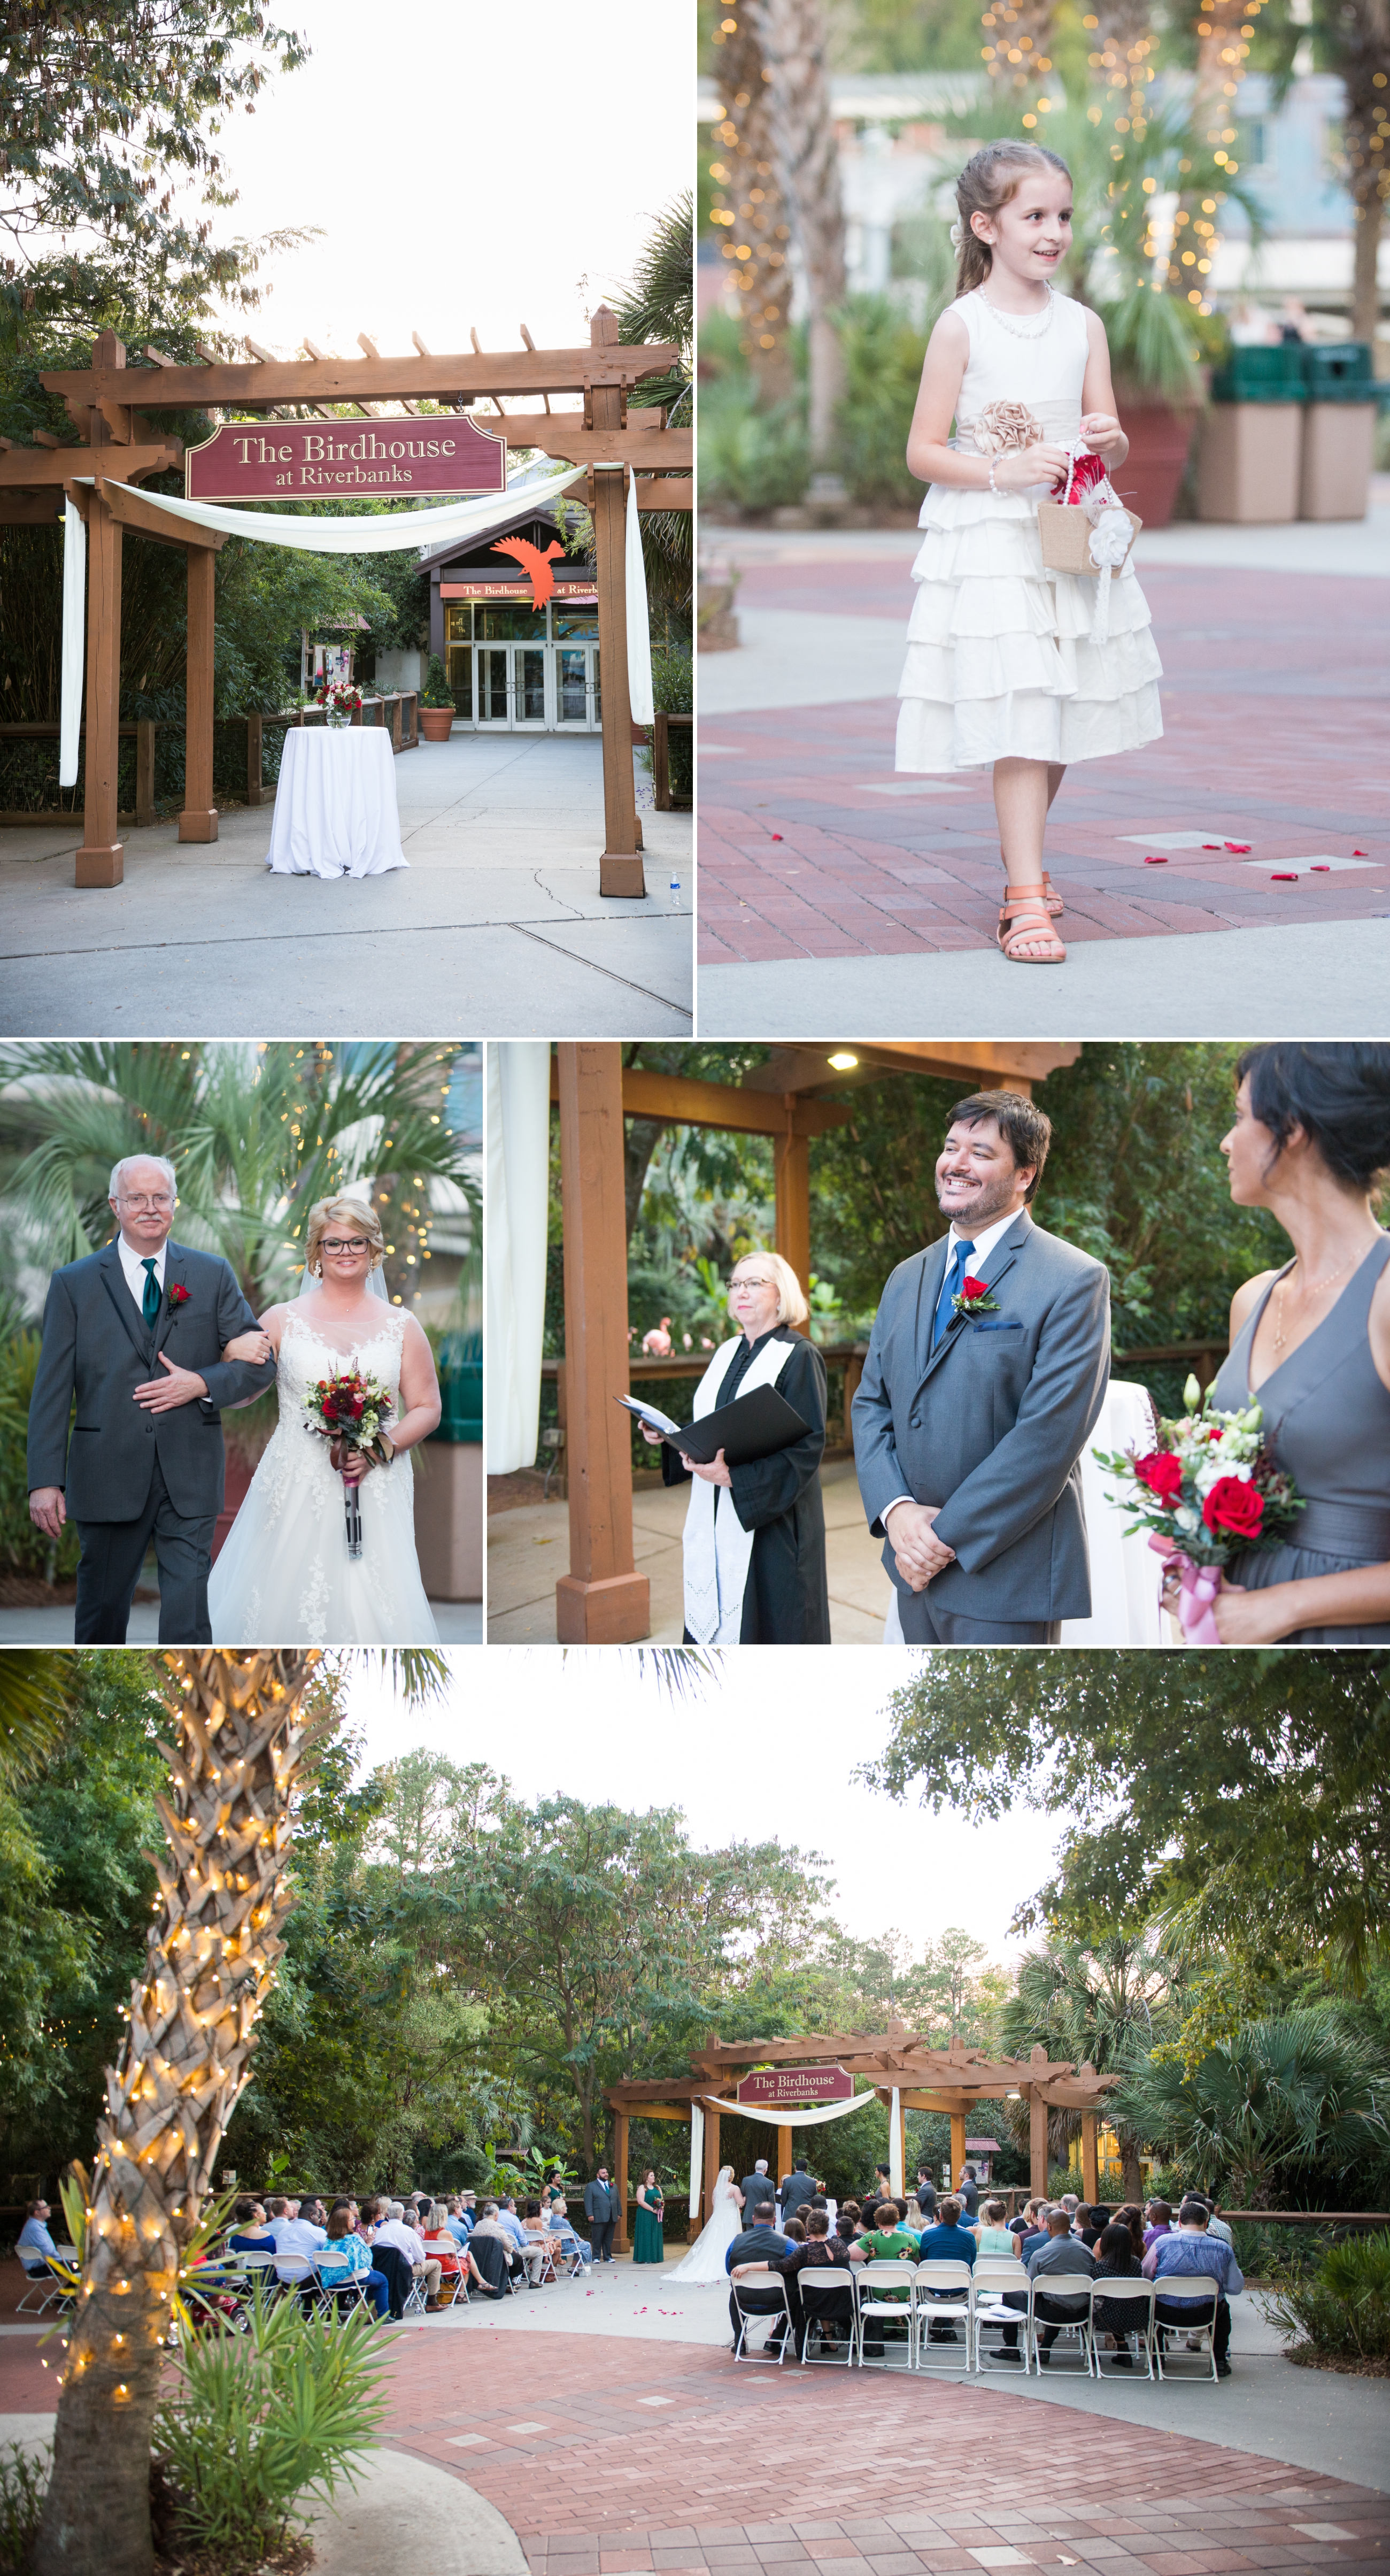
left=472, top=642, right=600, bottom=731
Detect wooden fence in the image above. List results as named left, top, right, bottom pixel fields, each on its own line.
left=0, top=692, right=419, bottom=827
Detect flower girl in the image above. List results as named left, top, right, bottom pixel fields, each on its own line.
left=897, top=141, right=1163, bottom=964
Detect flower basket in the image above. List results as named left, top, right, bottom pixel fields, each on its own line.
left=1036, top=498, right=1142, bottom=575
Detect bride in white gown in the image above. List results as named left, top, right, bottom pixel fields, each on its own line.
left=668, top=2166, right=745, bottom=2283
left=208, top=1194, right=442, bottom=1645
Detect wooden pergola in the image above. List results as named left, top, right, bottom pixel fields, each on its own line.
left=0, top=309, right=689, bottom=892
left=550, top=1041, right=1081, bottom=1642
left=602, top=2027, right=1119, bottom=2251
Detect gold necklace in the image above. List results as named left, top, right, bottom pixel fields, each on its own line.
left=1270, top=1243, right=1370, bottom=1352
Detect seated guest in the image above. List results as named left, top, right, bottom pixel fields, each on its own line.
left=268, top=2201, right=328, bottom=2286
left=1026, top=2209, right=1096, bottom=2362
left=544, top=2194, right=593, bottom=2266
left=916, top=2194, right=978, bottom=2344
left=745, top=2209, right=854, bottom=2352
left=444, top=2196, right=473, bottom=2246
left=856, top=2201, right=917, bottom=2267
left=1143, top=2197, right=1173, bottom=2251
left=519, top=2198, right=560, bottom=2286
left=1115, top=2203, right=1147, bottom=2259
left=373, top=2198, right=442, bottom=2305
left=464, top=2228, right=512, bottom=2301
left=16, top=2198, right=58, bottom=2277
left=1188, top=2189, right=1235, bottom=2247
left=1092, top=2218, right=1145, bottom=2367
left=421, top=2200, right=465, bottom=2305
left=723, top=2198, right=791, bottom=2352
left=300, top=2197, right=327, bottom=2229
left=1059, top=2192, right=1080, bottom=2225
left=975, top=2198, right=1018, bottom=2258
left=471, top=2201, right=524, bottom=2284
left=1009, top=2196, right=1048, bottom=2250
left=903, top=2196, right=926, bottom=2236
left=316, top=2206, right=390, bottom=2319
left=226, top=2197, right=276, bottom=2254
left=1144, top=2198, right=1243, bottom=2378
left=1077, top=2203, right=1108, bottom=2248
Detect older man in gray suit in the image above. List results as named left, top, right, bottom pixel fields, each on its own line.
left=27, top=1154, right=276, bottom=1645
left=852, top=1093, right=1109, bottom=1644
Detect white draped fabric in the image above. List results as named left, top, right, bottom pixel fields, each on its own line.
left=889, top=2088, right=904, bottom=2197
left=695, top=2089, right=872, bottom=2128
left=60, top=462, right=655, bottom=768
left=688, top=2102, right=705, bottom=2220
left=264, top=727, right=406, bottom=877
left=484, top=1042, right=551, bottom=1474
left=59, top=500, right=86, bottom=787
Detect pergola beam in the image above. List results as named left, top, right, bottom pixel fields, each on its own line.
left=40, top=342, right=680, bottom=412
left=549, top=1060, right=854, bottom=1140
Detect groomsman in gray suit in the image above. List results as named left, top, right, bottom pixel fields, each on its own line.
left=852, top=1092, right=1110, bottom=1644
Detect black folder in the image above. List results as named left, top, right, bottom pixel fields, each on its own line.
left=617, top=1381, right=811, bottom=1468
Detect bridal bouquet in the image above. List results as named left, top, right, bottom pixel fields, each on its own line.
left=303, top=1370, right=396, bottom=1558
left=1093, top=1377, right=1304, bottom=1642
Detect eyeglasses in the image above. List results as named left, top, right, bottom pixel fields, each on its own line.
left=118, top=1194, right=175, bottom=1211
left=321, top=1237, right=369, bottom=1254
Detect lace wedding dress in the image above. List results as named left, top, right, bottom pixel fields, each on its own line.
left=668, top=2169, right=745, bottom=2284
left=207, top=1308, right=439, bottom=1644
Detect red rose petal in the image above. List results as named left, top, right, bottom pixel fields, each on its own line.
left=1311, top=864, right=1330, bottom=872
left=1224, top=841, right=1250, bottom=852
left=1202, top=842, right=1222, bottom=849
left=770, top=832, right=783, bottom=841
left=1271, top=872, right=1298, bottom=882
left=1144, top=855, right=1167, bottom=865
left=1354, top=850, right=1368, bottom=857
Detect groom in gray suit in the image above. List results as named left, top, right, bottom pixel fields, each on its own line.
left=27, top=1154, right=276, bottom=1645
left=852, top=1092, right=1109, bottom=1644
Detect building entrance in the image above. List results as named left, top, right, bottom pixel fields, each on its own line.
left=476, top=642, right=547, bottom=728
left=461, top=635, right=600, bottom=733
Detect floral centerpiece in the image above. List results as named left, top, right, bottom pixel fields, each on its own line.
left=303, top=1368, right=395, bottom=1557
left=315, top=681, right=362, bottom=729
left=1096, top=1380, right=1302, bottom=1638
left=1093, top=1377, right=1304, bottom=1641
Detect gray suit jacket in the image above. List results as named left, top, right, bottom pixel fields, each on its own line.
left=27, top=1239, right=276, bottom=1523
left=852, top=1211, right=1110, bottom=1622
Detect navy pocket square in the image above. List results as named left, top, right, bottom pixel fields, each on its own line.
left=974, top=1318, right=1023, bottom=1331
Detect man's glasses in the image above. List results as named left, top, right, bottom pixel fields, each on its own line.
left=119, top=1194, right=175, bottom=1211
left=321, top=1237, right=370, bottom=1254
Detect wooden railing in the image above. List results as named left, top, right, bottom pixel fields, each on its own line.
left=0, top=693, right=419, bottom=826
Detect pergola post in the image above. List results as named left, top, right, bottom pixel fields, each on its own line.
left=179, top=543, right=219, bottom=842
left=1029, top=2060, right=1050, bottom=2200
left=949, top=2111, right=967, bottom=2194
left=74, top=483, right=124, bottom=888
left=554, top=1043, right=650, bottom=1642
left=1080, top=2110, right=1099, bottom=2204
left=614, top=2106, right=629, bottom=2253
left=777, top=2123, right=793, bottom=2195
left=701, top=2098, right=722, bottom=2228
left=590, top=306, right=645, bottom=899
left=774, top=1113, right=811, bottom=1314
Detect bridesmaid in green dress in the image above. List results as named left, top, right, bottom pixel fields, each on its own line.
left=633, top=2170, right=665, bottom=2265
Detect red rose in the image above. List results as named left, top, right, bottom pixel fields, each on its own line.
left=167, top=1283, right=190, bottom=1306
left=1202, top=1476, right=1264, bottom=1540
left=1133, top=1449, right=1183, bottom=1503
left=961, top=1275, right=989, bottom=1299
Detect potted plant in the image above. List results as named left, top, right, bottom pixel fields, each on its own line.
left=419, top=653, right=457, bottom=742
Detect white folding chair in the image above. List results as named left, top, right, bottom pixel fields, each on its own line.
left=1090, top=2277, right=1156, bottom=2379
left=969, top=2259, right=1030, bottom=2373
left=913, top=2259, right=973, bottom=2374
left=311, top=2264, right=371, bottom=2325
left=1027, top=2272, right=1095, bottom=2373
left=15, top=2261, right=66, bottom=2319
left=1153, top=2274, right=1224, bottom=2380
left=731, top=2273, right=793, bottom=2363
left=796, top=2264, right=856, bottom=2366
left=400, top=2265, right=430, bottom=2318
left=855, top=2259, right=917, bottom=2371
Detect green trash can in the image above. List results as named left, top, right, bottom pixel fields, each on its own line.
left=1200, top=345, right=1305, bottom=524
left=434, top=1331, right=482, bottom=1442
left=1299, top=342, right=1377, bottom=520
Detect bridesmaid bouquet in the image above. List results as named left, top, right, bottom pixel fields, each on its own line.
left=1093, top=1377, right=1304, bottom=1641
left=304, top=1369, right=396, bottom=1558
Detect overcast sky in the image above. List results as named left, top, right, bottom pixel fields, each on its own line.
left=203, top=0, right=692, bottom=366
left=343, top=1648, right=1066, bottom=1967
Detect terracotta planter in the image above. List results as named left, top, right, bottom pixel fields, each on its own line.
left=1113, top=393, right=1201, bottom=529
left=419, top=705, right=455, bottom=741
left=212, top=1450, right=253, bottom=1565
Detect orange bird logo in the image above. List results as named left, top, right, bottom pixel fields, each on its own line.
left=492, top=536, right=565, bottom=611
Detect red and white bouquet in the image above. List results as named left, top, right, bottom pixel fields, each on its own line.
left=1093, top=1378, right=1304, bottom=1642
left=315, top=681, right=362, bottom=726
left=303, top=1369, right=395, bottom=1558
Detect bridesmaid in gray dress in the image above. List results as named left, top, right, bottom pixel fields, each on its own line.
left=1183, top=1044, right=1390, bottom=1646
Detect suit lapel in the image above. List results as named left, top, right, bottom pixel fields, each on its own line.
left=98, top=1239, right=151, bottom=1364
left=910, top=1211, right=1034, bottom=1395
left=153, top=1241, right=188, bottom=1358
left=974, top=1210, right=1033, bottom=1305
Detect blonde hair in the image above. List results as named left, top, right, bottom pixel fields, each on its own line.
left=955, top=141, right=1071, bottom=296
left=304, top=1194, right=386, bottom=1278
left=729, top=1248, right=809, bottom=1330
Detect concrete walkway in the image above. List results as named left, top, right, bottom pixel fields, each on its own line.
left=0, top=734, right=692, bottom=1037
left=0, top=1596, right=482, bottom=1644
left=486, top=1456, right=894, bottom=1644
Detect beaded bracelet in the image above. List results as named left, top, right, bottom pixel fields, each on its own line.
left=987, top=458, right=999, bottom=495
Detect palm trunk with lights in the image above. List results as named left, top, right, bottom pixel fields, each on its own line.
left=35, top=1651, right=323, bottom=2576
left=754, top=0, right=847, bottom=472
left=708, top=12, right=796, bottom=400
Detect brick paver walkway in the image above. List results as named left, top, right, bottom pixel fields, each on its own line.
left=697, top=557, right=1390, bottom=971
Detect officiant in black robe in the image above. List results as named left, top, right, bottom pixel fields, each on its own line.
left=644, top=1254, right=831, bottom=1644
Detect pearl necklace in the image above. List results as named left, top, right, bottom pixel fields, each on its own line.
left=1270, top=1241, right=1372, bottom=1353
left=977, top=282, right=1054, bottom=341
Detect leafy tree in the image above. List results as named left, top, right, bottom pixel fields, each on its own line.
left=863, top=1650, right=1390, bottom=2017
left=997, top=1936, right=1178, bottom=2196
left=1112, top=2010, right=1389, bottom=2207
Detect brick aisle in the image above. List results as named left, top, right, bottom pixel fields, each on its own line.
left=697, top=558, right=1390, bottom=969
left=375, top=2331, right=1390, bottom=2575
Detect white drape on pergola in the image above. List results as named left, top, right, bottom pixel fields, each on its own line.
left=485, top=1041, right=550, bottom=1475
left=688, top=2085, right=901, bottom=2216
left=58, top=462, right=654, bottom=785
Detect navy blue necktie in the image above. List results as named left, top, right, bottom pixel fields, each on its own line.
left=931, top=1237, right=976, bottom=1351
left=141, top=1258, right=161, bottom=1328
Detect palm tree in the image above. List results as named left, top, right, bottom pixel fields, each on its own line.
left=707, top=20, right=797, bottom=401
left=0, top=1040, right=479, bottom=1314
left=753, top=0, right=847, bottom=473
left=998, top=1935, right=1177, bottom=2198
left=31, top=1647, right=446, bottom=2576
left=1112, top=2009, right=1389, bottom=2207
left=612, top=193, right=693, bottom=641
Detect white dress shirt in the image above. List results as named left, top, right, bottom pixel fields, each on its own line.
left=117, top=1233, right=167, bottom=1312
left=882, top=1210, right=1021, bottom=1528
left=268, top=2214, right=328, bottom=2281
left=372, top=2218, right=427, bottom=2269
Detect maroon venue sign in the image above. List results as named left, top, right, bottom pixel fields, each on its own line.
left=185, top=415, right=506, bottom=502
left=735, top=2065, right=853, bottom=2109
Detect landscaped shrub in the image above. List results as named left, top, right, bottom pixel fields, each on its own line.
left=0, top=2440, right=48, bottom=2572
left=0, top=1328, right=82, bottom=1583
left=1268, top=2228, right=1390, bottom=2374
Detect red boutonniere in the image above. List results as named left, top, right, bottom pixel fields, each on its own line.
left=950, top=1272, right=1002, bottom=1325
left=167, top=1282, right=191, bottom=1308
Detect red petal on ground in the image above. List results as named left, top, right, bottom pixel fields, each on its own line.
left=1224, top=841, right=1251, bottom=851
left=1144, top=855, right=1168, bottom=864
left=1312, top=864, right=1330, bottom=872
left=1271, top=872, right=1298, bottom=881
left=770, top=833, right=784, bottom=841
left=1354, top=849, right=1369, bottom=856
left=1202, top=842, right=1222, bottom=848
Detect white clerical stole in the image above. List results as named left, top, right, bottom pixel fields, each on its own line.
left=681, top=1333, right=797, bottom=1645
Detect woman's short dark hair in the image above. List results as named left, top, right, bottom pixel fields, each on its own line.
left=522, top=2198, right=542, bottom=2218
left=1237, top=1044, right=1390, bottom=1194
left=946, top=1091, right=1053, bottom=1202
left=783, top=2217, right=806, bottom=2242
left=327, top=2209, right=352, bottom=2240
left=233, top=2196, right=259, bottom=2223
left=1096, top=2222, right=1134, bottom=2264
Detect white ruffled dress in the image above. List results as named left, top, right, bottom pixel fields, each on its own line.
left=895, top=287, right=1164, bottom=774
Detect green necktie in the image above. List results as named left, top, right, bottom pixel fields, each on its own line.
left=141, top=1258, right=160, bottom=1328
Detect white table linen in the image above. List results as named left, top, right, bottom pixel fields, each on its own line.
left=266, top=726, right=407, bottom=879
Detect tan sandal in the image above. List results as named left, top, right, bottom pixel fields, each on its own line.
left=1041, top=871, right=1063, bottom=917
left=998, top=886, right=1067, bottom=963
